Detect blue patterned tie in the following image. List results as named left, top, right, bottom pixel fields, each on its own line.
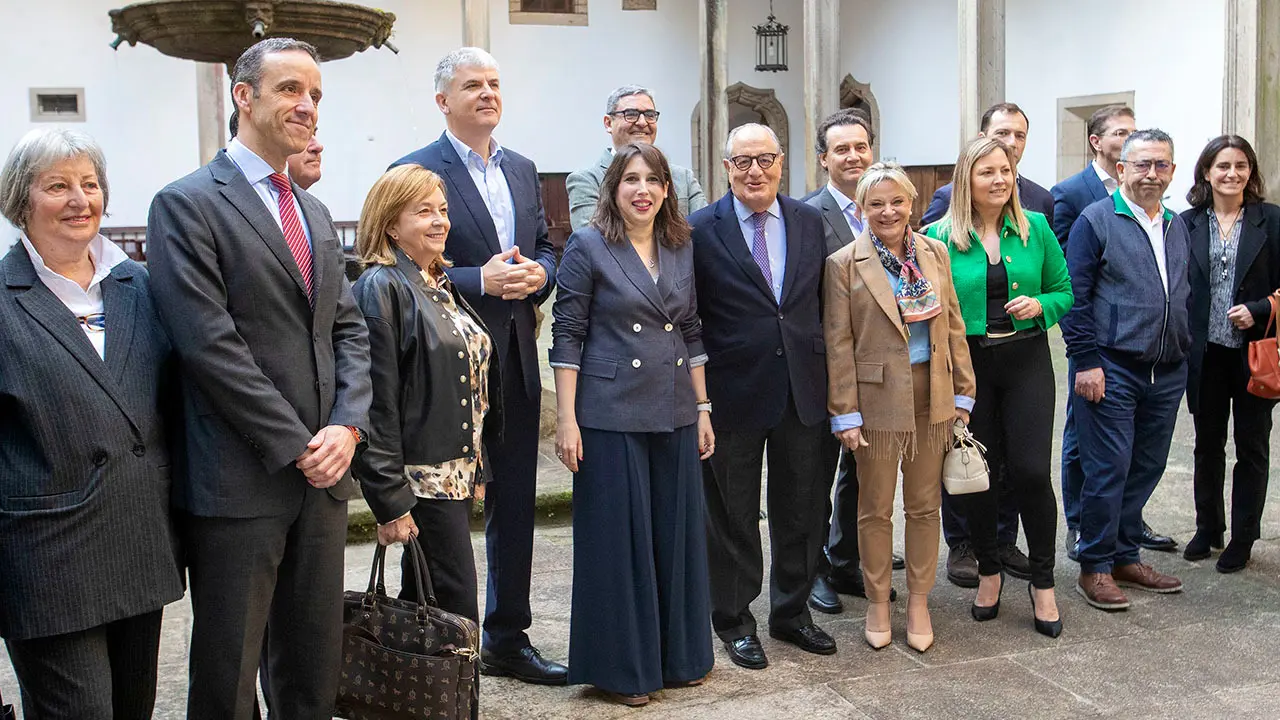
left=751, top=210, right=773, bottom=289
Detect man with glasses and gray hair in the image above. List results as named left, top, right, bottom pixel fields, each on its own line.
left=1060, top=128, right=1191, bottom=612
left=566, top=85, right=705, bottom=230
left=390, top=46, right=564, bottom=686
left=689, top=123, right=837, bottom=670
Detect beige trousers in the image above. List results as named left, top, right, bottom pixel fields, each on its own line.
left=854, top=363, right=945, bottom=603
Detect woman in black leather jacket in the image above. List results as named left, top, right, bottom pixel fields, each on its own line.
left=351, top=164, right=502, bottom=626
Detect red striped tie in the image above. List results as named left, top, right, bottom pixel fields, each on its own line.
left=268, top=173, right=315, bottom=303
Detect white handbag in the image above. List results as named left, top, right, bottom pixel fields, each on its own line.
left=942, top=420, right=989, bottom=495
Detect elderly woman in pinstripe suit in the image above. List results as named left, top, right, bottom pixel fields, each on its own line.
left=0, top=129, right=183, bottom=718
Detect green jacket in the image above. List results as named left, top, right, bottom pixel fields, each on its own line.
left=925, top=210, right=1073, bottom=335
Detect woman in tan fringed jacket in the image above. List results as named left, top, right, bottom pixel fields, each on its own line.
left=823, top=162, right=976, bottom=655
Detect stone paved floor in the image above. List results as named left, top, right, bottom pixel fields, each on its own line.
left=4, top=333, right=1279, bottom=718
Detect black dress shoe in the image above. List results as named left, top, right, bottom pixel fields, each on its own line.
left=1139, top=521, right=1178, bottom=552
left=769, top=623, right=837, bottom=656
left=724, top=635, right=768, bottom=669
left=480, top=646, right=569, bottom=685
left=970, top=572, right=1003, bottom=622
left=808, top=575, right=843, bottom=614
left=827, top=570, right=898, bottom=601
left=1028, top=583, right=1062, bottom=639
left=999, top=544, right=1032, bottom=581
left=1216, top=539, right=1253, bottom=573
left=1066, top=528, right=1080, bottom=562
left=892, top=553, right=906, bottom=570
left=1184, top=530, right=1223, bottom=561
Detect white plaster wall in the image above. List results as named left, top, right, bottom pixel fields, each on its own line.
left=1006, top=0, right=1224, bottom=211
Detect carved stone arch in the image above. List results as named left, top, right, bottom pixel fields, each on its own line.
left=691, top=82, right=792, bottom=196
left=840, top=74, right=881, bottom=157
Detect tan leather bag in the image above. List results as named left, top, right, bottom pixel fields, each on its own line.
left=942, top=420, right=989, bottom=495
left=1247, top=291, right=1280, bottom=400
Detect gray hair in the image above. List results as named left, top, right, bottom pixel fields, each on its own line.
left=723, top=123, right=781, bottom=158
left=1121, top=128, right=1174, bottom=160
left=0, top=128, right=109, bottom=230
left=605, top=85, right=654, bottom=114
left=232, top=37, right=320, bottom=96
left=434, top=47, right=500, bottom=94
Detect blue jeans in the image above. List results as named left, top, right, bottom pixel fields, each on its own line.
left=1071, top=351, right=1186, bottom=574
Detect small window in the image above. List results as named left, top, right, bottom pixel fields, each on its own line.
left=622, top=0, right=658, bottom=9
left=30, top=88, right=86, bottom=122
left=510, top=0, right=587, bottom=26
left=521, top=0, right=573, bottom=10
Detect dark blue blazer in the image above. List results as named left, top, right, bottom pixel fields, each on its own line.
left=688, top=193, right=828, bottom=431
left=921, top=176, right=1055, bottom=228
left=390, top=133, right=556, bottom=400
left=1051, top=165, right=1110, bottom=248
left=550, top=226, right=705, bottom=433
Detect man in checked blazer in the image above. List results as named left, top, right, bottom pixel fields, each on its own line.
left=146, top=38, right=371, bottom=718
left=389, top=47, right=564, bottom=685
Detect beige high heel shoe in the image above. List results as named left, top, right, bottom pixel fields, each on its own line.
left=864, top=601, right=892, bottom=649
left=905, top=593, right=934, bottom=653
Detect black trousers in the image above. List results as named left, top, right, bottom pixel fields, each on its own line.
left=400, top=498, right=479, bottom=623
left=957, top=334, right=1058, bottom=589
left=5, top=610, right=163, bottom=719
left=817, top=444, right=857, bottom=580
left=184, top=486, right=348, bottom=720
left=1193, top=342, right=1277, bottom=542
left=704, top=397, right=832, bottom=641
left=568, top=425, right=713, bottom=694
left=942, top=446, right=1020, bottom=548
left=482, top=328, right=541, bottom=656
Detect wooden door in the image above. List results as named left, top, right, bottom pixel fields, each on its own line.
left=903, top=164, right=954, bottom=229
left=539, top=172, right=571, bottom=260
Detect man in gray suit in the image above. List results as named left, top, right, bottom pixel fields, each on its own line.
left=566, top=85, right=705, bottom=230
left=146, top=38, right=372, bottom=719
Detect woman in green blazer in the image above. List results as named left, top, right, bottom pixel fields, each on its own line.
left=924, top=137, right=1072, bottom=638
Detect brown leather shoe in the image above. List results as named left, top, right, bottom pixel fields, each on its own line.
left=1113, top=562, right=1183, bottom=593
left=1075, top=572, right=1131, bottom=610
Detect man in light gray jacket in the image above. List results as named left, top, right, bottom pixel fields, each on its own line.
left=566, top=85, right=705, bottom=230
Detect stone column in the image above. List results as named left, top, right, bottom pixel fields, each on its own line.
left=699, top=0, right=729, bottom=203
left=804, top=0, right=840, bottom=193
left=196, top=63, right=226, bottom=166
left=956, top=0, right=1005, bottom=144
left=463, top=0, right=491, bottom=49
left=1223, top=0, right=1280, bottom=186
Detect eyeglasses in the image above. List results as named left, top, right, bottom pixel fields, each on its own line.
left=728, top=153, right=779, bottom=171
left=77, top=313, right=106, bottom=332
left=1124, top=159, right=1173, bottom=174
left=609, top=109, right=660, bottom=124
left=1102, top=128, right=1132, bottom=139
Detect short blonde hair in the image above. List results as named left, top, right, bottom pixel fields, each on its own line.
left=356, top=165, right=452, bottom=274
left=854, top=161, right=917, bottom=208
left=934, top=137, right=1029, bottom=252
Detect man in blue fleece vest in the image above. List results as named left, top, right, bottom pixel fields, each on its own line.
left=1060, top=129, right=1192, bottom=612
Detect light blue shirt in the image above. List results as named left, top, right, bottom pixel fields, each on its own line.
left=225, top=138, right=312, bottom=248
left=446, top=129, right=515, bottom=254
left=829, top=267, right=975, bottom=433
left=825, top=182, right=864, bottom=236
left=732, top=195, right=786, bottom=302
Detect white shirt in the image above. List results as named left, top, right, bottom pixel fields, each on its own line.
left=732, top=196, right=787, bottom=303
left=825, top=182, right=864, bottom=236
left=21, top=233, right=129, bottom=360
left=1092, top=159, right=1119, bottom=194
left=1119, top=189, right=1169, bottom=295
left=445, top=129, right=515, bottom=253
left=225, top=138, right=312, bottom=247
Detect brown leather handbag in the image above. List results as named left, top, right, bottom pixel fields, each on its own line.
left=1247, top=291, right=1280, bottom=399
left=335, top=537, right=479, bottom=720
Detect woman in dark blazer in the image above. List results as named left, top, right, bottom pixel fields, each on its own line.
left=351, top=164, right=502, bottom=635
left=551, top=143, right=715, bottom=706
left=0, top=129, right=183, bottom=717
left=1181, top=134, right=1280, bottom=573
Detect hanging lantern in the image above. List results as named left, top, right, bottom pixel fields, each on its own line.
left=754, top=1, right=788, bottom=72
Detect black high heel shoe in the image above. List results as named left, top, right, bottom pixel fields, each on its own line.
left=970, top=572, right=1003, bottom=621
left=1028, top=583, right=1063, bottom=638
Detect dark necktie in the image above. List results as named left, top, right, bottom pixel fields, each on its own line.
left=268, top=173, right=315, bottom=303
left=751, top=210, right=773, bottom=289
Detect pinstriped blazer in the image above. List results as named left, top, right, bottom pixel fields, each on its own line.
left=0, top=243, right=183, bottom=640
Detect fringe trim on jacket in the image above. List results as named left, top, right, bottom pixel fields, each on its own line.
left=861, top=420, right=952, bottom=461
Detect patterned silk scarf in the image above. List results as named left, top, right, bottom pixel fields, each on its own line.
left=870, top=229, right=942, bottom=323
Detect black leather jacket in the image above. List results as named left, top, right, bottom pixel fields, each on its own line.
left=350, top=247, right=503, bottom=523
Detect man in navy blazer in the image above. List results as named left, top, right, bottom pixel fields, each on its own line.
left=921, top=103, right=1054, bottom=229
left=1049, top=105, right=1178, bottom=559
left=389, top=47, right=564, bottom=685
left=691, top=124, right=837, bottom=670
